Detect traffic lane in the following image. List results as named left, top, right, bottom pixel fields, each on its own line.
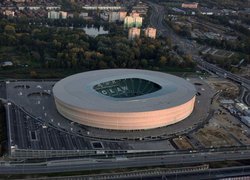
left=1, top=151, right=250, bottom=174
left=197, top=60, right=250, bottom=86
left=0, top=81, right=6, bottom=99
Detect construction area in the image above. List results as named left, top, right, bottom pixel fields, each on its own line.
left=172, top=76, right=250, bottom=150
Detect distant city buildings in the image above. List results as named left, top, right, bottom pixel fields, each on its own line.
left=79, top=12, right=88, bottom=18
left=48, top=11, right=67, bottom=19
left=124, top=16, right=134, bottom=27
left=82, top=6, right=121, bottom=11
left=119, top=11, right=127, bottom=21
left=12, top=0, right=25, bottom=2
left=100, top=12, right=109, bottom=21
left=134, top=16, right=142, bottom=27
left=46, top=6, right=61, bottom=10
left=124, top=13, right=143, bottom=28
left=145, top=27, right=156, bottom=39
left=181, top=2, right=198, bottom=9
left=109, top=11, right=119, bottom=22
left=0, top=61, right=13, bottom=67
left=67, top=13, right=74, bottom=18
left=128, top=27, right=157, bottom=40
left=3, top=10, right=15, bottom=17
left=60, top=11, right=68, bottom=19
left=128, top=27, right=140, bottom=40
left=108, top=11, right=127, bottom=22
left=132, top=2, right=148, bottom=16
left=130, top=12, right=140, bottom=17
left=48, top=11, right=60, bottom=19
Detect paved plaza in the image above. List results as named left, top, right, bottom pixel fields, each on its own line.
left=2, top=77, right=214, bottom=158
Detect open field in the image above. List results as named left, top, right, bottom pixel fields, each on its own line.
left=238, top=65, right=250, bottom=79
left=212, top=50, right=234, bottom=58
left=173, top=136, right=194, bottom=150
left=193, top=120, right=241, bottom=148
left=214, top=112, right=250, bottom=145
left=206, top=78, right=239, bottom=98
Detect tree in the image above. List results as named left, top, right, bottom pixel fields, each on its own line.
left=98, top=60, right=107, bottom=69
left=166, top=37, right=172, bottom=47
left=30, top=70, right=38, bottom=78
left=4, top=24, right=15, bottom=34
left=159, top=56, right=167, bottom=66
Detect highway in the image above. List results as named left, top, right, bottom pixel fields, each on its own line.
left=0, top=149, right=250, bottom=174
left=0, top=81, right=6, bottom=100
left=148, top=1, right=167, bottom=35
left=10, top=165, right=250, bottom=179
left=246, top=92, right=250, bottom=106
left=147, top=1, right=195, bottom=54
left=196, top=57, right=250, bottom=88
left=129, top=166, right=250, bottom=180
left=147, top=1, right=250, bottom=91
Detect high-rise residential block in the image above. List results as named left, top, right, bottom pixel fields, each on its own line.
left=145, top=27, right=156, bottom=39
left=128, top=27, right=141, bottom=40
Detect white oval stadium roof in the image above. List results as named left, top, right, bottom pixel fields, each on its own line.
left=53, top=69, right=196, bottom=112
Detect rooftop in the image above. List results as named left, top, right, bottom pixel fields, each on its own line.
left=53, top=69, right=196, bottom=112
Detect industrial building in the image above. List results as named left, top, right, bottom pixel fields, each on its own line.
left=235, top=103, right=248, bottom=112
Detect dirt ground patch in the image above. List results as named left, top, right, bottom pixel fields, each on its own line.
left=206, top=78, right=239, bottom=98
left=214, top=112, right=250, bottom=145
left=238, top=65, right=250, bottom=79
left=173, top=136, right=193, bottom=150
left=193, top=118, right=241, bottom=148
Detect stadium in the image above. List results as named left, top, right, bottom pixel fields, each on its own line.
left=53, top=69, right=196, bottom=130
left=3, top=69, right=214, bottom=159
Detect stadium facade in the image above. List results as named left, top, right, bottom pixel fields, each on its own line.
left=53, top=69, right=196, bottom=130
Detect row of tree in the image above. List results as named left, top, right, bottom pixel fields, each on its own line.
left=0, top=19, right=195, bottom=74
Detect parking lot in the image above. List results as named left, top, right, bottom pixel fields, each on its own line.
left=2, top=77, right=214, bottom=158
left=5, top=78, right=214, bottom=140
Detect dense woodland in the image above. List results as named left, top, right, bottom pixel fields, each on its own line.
left=0, top=18, right=195, bottom=78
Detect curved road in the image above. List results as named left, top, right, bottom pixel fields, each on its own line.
left=147, top=1, right=250, bottom=92
left=245, top=92, right=250, bottom=106
left=147, top=1, right=196, bottom=54
left=148, top=2, right=168, bottom=35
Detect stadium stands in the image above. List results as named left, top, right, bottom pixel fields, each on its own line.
left=93, top=78, right=162, bottom=98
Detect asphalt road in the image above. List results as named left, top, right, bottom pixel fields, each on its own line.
left=129, top=166, right=250, bottom=180
left=11, top=165, right=250, bottom=180
left=196, top=57, right=250, bottom=88
left=240, top=87, right=250, bottom=106
left=147, top=1, right=250, bottom=91
left=1, top=149, right=250, bottom=174
left=147, top=1, right=196, bottom=54
left=247, top=93, right=250, bottom=106
left=5, top=78, right=213, bottom=143
left=0, top=81, right=6, bottom=100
